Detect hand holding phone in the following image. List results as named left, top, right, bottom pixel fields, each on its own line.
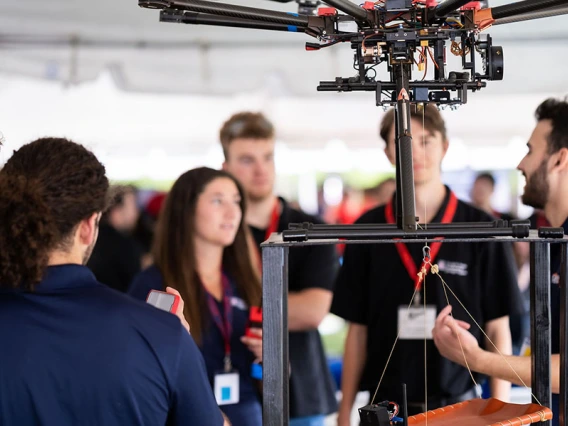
left=147, top=288, right=190, bottom=333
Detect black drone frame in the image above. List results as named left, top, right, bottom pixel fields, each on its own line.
left=140, top=0, right=567, bottom=237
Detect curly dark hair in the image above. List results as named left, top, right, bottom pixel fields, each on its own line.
left=0, top=137, right=108, bottom=290
left=534, top=97, right=568, bottom=155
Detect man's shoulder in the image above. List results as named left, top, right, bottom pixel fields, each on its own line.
left=283, top=202, right=325, bottom=225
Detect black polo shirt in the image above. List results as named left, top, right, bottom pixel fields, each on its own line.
left=250, top=197, right=339, bottom=418
left=331, top=187, right=523, bottom=404
left=0, top=264, right=223, bottom=426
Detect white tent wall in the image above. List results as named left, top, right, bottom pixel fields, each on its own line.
left=0, top=0, right=567, bottom=181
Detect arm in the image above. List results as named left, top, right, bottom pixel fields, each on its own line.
left=433, top=306, right=560, bottom=394
left=485, top=316, right=512, bottom=401
left=337, top=323, right=368, bottom=426
left=288, top=288, right=333, bottom=331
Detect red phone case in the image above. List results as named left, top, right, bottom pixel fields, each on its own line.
left=146, top=290, right=181, bottom=313
left=245, top=306, right=263, bottom=338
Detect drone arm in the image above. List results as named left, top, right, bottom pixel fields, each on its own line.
left=322, top=0, right=368, bottom=22
left=493, top=5, right=568, bottom=26
left=140, top=0, right=310, bottom=27
left=490, top=0, right=567, bottom=20
left=159, top=9, right=309, bottom=32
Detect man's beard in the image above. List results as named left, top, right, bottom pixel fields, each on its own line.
left=522, top=159, right=549, bottom=210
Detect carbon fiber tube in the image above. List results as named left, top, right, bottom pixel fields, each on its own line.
left=394, top=64, right=417, bottom=232
left=160, top=10, right=306, bottom=32
left=322, top=0, right=368, bottom=21
left=433, top=0, right=477, bottom=18
left=493, top=5, right=568, bottom=24
left=162, top=0, right=310, bottom=26
left=491, top=0, right=567, bottom=20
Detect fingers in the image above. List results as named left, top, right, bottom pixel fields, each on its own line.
left=165, top=286, right=190, bottom=333
left=247, top=327, right=262, bottom=338
left=455, top=319, right=471, bottom=330
left=241, top=336, right=263, bottom=361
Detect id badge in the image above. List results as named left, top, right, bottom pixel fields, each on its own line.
left=398, top=305, right=437, bottom=340
left=214, top=371, right=240, bottom=405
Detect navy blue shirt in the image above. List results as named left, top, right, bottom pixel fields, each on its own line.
left=0, top=264, right=223, bottom=426
left=129, top=266, right=262, bottom=426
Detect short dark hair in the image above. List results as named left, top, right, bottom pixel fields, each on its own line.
left=379, top=104, right=447, bottom=145
left=534, top=97, right=568, bottom=155
left=0, top=138, right=108, bottom=289
left=219, top=112, right=275, bottom=160
left=475, top=172, right=495, bottom=187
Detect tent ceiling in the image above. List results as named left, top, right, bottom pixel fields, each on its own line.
left=1, top=0, right=567, bottom=96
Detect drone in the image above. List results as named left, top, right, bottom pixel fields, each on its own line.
left=138, top=0, right=567, bottom=232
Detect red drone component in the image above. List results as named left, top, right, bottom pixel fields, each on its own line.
left=461, top=1, right=481, bottom=10
left=363, top=2, right=375, bottom=10
left=318, top=7, right=337, bottom=16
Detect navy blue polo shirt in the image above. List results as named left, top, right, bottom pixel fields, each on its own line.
left=0, top=264, right=223, bottom=426
left=129, top=266, right=262, bottom=426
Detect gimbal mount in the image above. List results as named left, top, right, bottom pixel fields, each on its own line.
left=139, top=0, right=568, bottom=238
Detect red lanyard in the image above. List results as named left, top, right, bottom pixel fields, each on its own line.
left=205, top=272, right=234, bottom=371
left=253, top=199, right=280, bottom=273
left=385, top=191, right=458, bottom=292
left=265, top=199, right=281, bottom=241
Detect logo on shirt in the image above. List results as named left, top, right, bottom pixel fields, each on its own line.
left=437, top=259, right=468, bottom=277
left=231, top=297, right=249, bottom=311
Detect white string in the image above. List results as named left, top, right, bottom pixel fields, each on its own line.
left=429, top=263, right=543, bottom=406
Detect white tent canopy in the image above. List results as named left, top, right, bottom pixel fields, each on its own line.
left=1, top=0, right=567, bottom=179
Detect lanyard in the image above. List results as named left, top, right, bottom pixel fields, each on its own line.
left=265, top=199, right=281, bottom=241
left=385, top=191, right=458, bottom=294
left=252, top=199, right=281, bottom=273
left=205, top=272, right=234, bottom=372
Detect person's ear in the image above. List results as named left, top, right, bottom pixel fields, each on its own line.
left=222, top=161, right=228, bottom=171
left=551, top=148, right=568, bottom=173
left=78, top=213, right=100, bottom=247
left=384, top=141, right=396, bottom=166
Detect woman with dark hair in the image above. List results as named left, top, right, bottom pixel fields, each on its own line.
left=129, top=167, right=263, bottom=426
left=0, top=138, right=223, bottom=426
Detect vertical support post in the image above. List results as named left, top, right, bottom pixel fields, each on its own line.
left=560, top=244, right=568, bottom=426
left=530, top=241, right=551, bottom=424
left=393, top=62, right=417, bottom=231
left=262, top=244, right=289, bottom=426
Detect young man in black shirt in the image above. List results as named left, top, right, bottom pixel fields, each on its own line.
left=220, top=112, right=339, bottom=426
left=331, top=104, right=523, bottom=425
left=434, top=97, right=568, bottom=426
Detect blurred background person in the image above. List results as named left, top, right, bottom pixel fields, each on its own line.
left=129, top=167, right=263, bottom=426
left=87, top=184, right=142, bottom=292
left=220, top=112, right=339, bottom=426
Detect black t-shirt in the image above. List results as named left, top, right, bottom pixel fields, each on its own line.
left=250, top=197, right=339, bottom=418
left=331, top=187, right=523, bottom=404
left=87, top=223, right=142, bottom=293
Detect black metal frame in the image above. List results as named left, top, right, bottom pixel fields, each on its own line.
left=261, top=232, right=568, bottom=426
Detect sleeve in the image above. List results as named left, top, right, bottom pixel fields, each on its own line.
left=293, top=243, right=339, bottom=292
left=480, top=241, right=524, bottom=321
left=127, top=269, right=162, bottom=302
left=169, top=334, right=224, bottom=426
left=330, top=242, right=370, bottom=325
